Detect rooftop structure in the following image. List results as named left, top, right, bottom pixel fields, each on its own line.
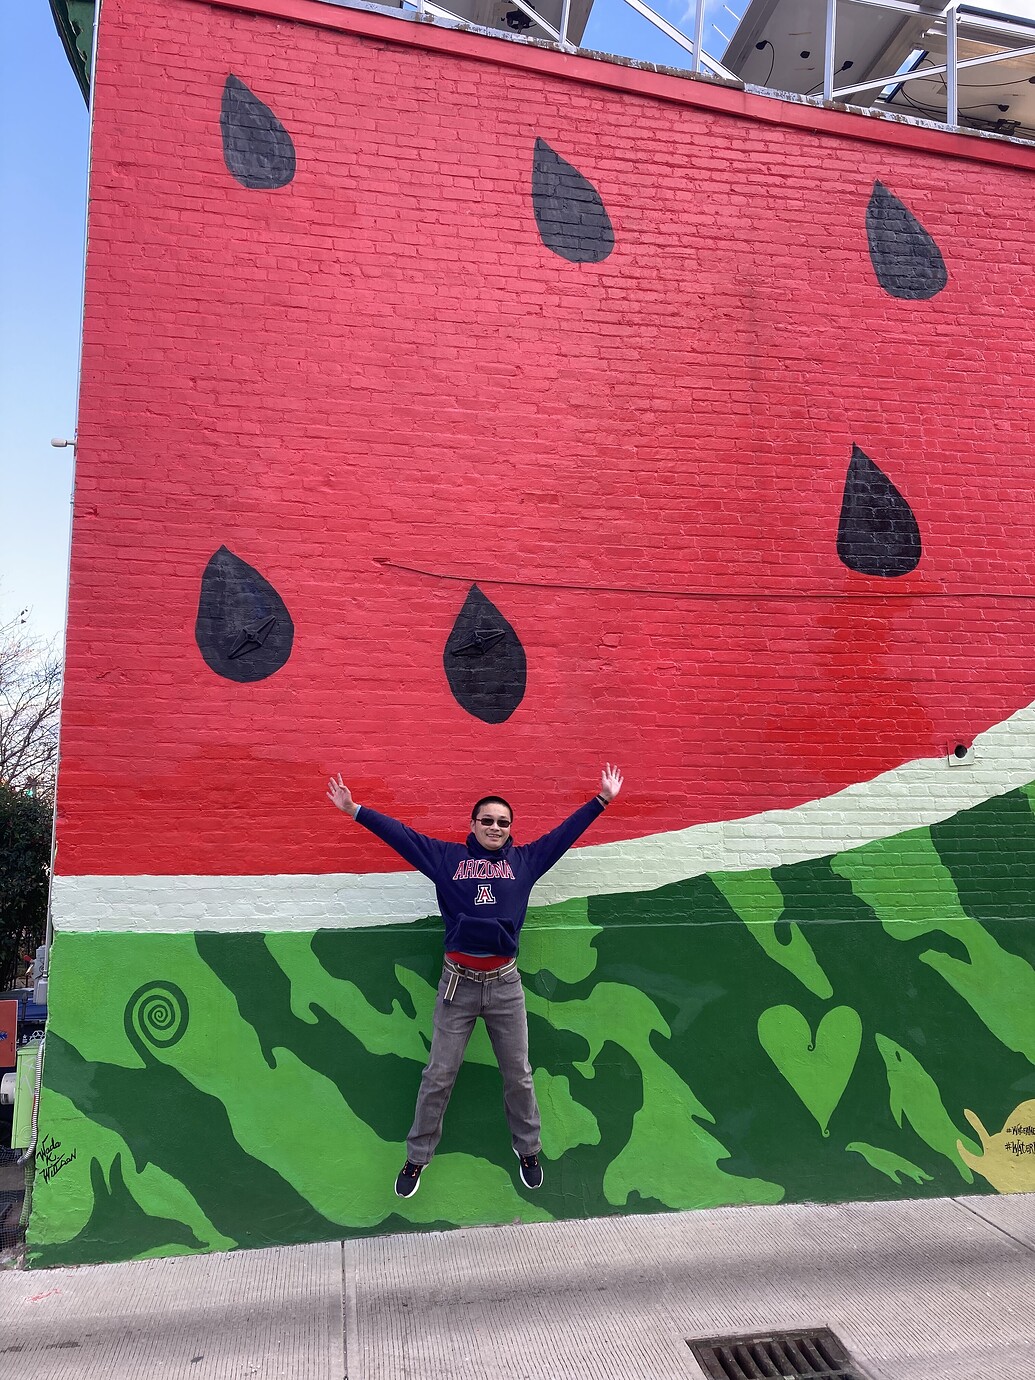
left=51, top=0, right=1035, bottom=144
left=725, top=0, right=1035, bottom=139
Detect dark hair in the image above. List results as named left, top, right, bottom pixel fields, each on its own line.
left=471, top=795, right=513, bottom=824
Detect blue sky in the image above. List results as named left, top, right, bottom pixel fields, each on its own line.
left=4, top=0, right=1033, bottom=646
left=1, top=7, right=87, bottom=646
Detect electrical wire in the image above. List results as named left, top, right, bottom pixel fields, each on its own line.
left=933, top=73, right=1035, bottom=90
left=876, top=56, right=1035, bottom=136
left=754, top=39, right=776, bottom=87
left=755, top=39, right=1033, bottom=135
left=805, top=61, right=853, bottom=96
left=377, top=559, right=1035, bottom=603
left=886, top=79, right=1034, bottom=137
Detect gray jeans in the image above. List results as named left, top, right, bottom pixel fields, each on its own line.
left=407, top=963, right=542, bottom=1164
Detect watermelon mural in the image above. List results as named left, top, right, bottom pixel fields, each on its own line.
left=31, top=0, right=1035, bottom=1264
left=29, top=787, right=1035, bottom=1264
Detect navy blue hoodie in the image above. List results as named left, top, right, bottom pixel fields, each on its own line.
left=355, top=798, right=606, bottom=957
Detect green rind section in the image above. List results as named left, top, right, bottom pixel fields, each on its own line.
left=832, top=825, right=1035, bottom=1061
left=525, top=980, right=782, bottom=1210
left=533, top=1070, right=600, bottom=1158
left=31, top=1086, right=234, bottom=1260
left=29, top=781, right=1035, bottom=1265
left=873, top=1033, right=978, bottom=1181
left=521, top=897, right=601, bottom=985
left=712, top=870, right=834, bottom=999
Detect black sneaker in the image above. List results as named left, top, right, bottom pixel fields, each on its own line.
left=515, top=1149, right=543, bottom=1190
left=394, top=1161, right=425, bottom=1198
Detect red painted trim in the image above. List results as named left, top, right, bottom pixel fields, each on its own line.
left=193, top=0, right=1035, bottom=172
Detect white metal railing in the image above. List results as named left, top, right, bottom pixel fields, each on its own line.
left=398, top=0, right=737, bottom=75
left=820, top=0, right=1035, bottom=128
left=352, top=0, right=1035, bottom=137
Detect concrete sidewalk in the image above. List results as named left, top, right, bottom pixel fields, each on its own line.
left=2, top=1194, right=1034, bottom=1379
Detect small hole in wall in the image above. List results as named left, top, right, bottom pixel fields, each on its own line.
left=953, top=744, right=968, bottom=759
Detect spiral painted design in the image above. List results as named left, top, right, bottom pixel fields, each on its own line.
left=124, top=981, right=190, bottom=1051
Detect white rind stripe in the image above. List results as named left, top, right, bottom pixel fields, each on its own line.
left=51, top=703, right=1035, bottom=933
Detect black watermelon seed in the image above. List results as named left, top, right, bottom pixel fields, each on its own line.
left=444, top=585, right=527, bottom=723
left=837, top=445, right=922, bottom=578
left=195, top=546, right=294, bottom=681
left=866, top=180, right=947, bottom=300
left=220, top=74, right=296, bottom=190
left=532, top=137, right=614, bottom=264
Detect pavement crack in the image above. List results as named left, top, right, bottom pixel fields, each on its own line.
left=951, top=1197, right=1035, bottom=1256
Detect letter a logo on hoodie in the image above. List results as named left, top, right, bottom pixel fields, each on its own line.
left=474, top=884, right=495, bottom=905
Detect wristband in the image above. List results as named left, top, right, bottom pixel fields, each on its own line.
left=595, top=794, right=608, bottom=807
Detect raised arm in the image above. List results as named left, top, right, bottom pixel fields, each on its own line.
left=326, top=773, right=449, bottom=878
left=599, top=764, right=623, bottom=804
left=519, top=764, right=623, bottom=880
left=327, top=774, right=361, bottom=819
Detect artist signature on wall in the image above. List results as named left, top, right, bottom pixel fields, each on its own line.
left=38, top=1134, right=77, bottom=1184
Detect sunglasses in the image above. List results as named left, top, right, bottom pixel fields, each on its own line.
left=477, top=817, right=512, bottom=828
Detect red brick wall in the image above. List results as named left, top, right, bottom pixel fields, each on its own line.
left=59, top=0, right=1035, bottom=877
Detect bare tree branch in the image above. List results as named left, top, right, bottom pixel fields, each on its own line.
left=0, top=615, right=62, bottom=801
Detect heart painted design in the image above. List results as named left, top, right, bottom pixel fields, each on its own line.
left=758, top=1005, right=863, bottom=1137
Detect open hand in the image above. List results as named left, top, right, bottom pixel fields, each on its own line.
left=327, top=773, right=359, bottom=818
left=600, top=763, right=624, bottom=802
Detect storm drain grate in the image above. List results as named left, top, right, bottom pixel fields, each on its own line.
left=688, top=1327, right=867, bottom=1380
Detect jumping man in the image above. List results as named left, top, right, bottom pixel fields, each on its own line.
left=326, top=765, right=624, bottom=1197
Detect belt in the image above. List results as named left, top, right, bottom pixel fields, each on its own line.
left=443, top=957, right=517, bottom=1004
